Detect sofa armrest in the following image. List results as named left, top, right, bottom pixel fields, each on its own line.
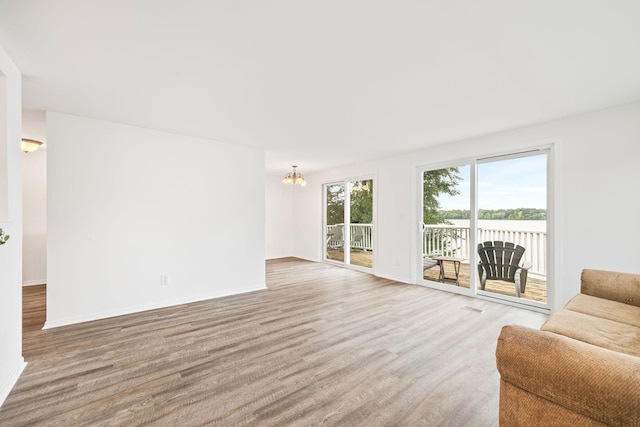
left=496, top=325, right=640, bottom=426
left=581, top=269, right=640, bottom=307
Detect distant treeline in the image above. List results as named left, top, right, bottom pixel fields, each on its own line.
left=439, top=208, right=546, bottom=220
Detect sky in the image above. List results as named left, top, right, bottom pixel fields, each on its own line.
left=437, top=154, right=547, bottom=210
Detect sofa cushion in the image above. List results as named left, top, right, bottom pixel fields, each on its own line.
left=581, top=269, right=640, bottom=307
left=565, top=294, right=640, bottom=328
left=541, top=310, right=640, bottom=357
left=497, top=325, right=640, bottom=426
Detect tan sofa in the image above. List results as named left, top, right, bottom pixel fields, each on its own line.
left=496, top=269, right=640, bottom=426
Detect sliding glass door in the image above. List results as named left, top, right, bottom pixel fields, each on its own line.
left=325, top=182, right=346, bottom=263
left=348, top=180, right=373, bottom=268
left=324, top=178, right=374, bottom=271
left=419, top=150, right=551, bottom=309
left=477, top=153, right=548, bottom=304
left=420, top=165, right=471, bottom=290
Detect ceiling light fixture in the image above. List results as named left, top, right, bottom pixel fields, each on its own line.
left=21, top=138, right=44, bottom=154
left=282, top=165, right=306, bottom=186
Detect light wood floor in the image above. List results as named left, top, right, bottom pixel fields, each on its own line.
left=2, top=258, right=547, bottom=426
left=22, top=283, right=46, bottom=335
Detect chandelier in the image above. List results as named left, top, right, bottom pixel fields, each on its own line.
left=351, top=181, right=370, bottom=193
left=282, top=165, right=306, bottom=186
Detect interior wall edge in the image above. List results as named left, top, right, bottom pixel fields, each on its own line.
left=0, top=360, right=25, bottom=408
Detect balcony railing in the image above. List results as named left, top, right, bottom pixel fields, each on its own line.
left=326, top=223, right=547, bottom=277
left=326, top=224, right=373, bottom=251
left=423, top=225, right=547, bottom=277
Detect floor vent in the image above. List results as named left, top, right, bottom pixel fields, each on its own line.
left=462, top=306, right=484, bottom=313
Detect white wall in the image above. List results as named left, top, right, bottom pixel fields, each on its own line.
left=0, top=75, right=7, bottom=222
left=22, top=110, right=47, bottom=285
left=265, top=175, right=294, bottom=259
left=46, top=112, right=266, bottom=328
left=289, top=102, right=640, bottom=310
left=0, top=45, right=26, bottom=408
left=22, top=149, right=46, bottom=285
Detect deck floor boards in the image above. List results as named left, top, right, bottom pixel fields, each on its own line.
left=327, top=250, right=547, bottom=303
left=422, top=262, right=548, bottom=303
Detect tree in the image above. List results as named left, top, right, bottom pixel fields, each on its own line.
left=422, top=168, right=462, bottom=256
left=326, top=180, right=374, bottom=225
left=350, top=180, right=373, bottom=224
left=423, top=168, right=461, bottom=224
left=326, top=184, right=345, bottom=225
left=439, top=208, right=547, bottom=220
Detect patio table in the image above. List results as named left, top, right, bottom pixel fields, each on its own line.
left=433, top=256, right=465, bottom=286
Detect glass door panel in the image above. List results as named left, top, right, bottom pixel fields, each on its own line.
left=325, top=183, right=345, bottom=263
left=422, top=166, right=471, bottom=289
left=477, top=153, right=548, bottom=304
left=348, top=180, right=373, bottom=268
left=324, top=178, right=374, bottom=270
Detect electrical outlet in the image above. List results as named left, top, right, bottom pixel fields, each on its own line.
left=160, top=274, right=169, bottom=286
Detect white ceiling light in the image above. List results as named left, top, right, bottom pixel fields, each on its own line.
left=21, top=138, right=44, bottom=153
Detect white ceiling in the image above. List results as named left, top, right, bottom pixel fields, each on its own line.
left=1, top=1, right=639, bottom=174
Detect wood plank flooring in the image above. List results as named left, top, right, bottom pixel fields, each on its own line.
left=2, top=258, right=547, bottom=426
left=22, top=284, right=46, bottom=334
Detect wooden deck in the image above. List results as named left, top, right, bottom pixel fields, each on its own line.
left=423, top=262, right=547, bottom=304
left=326, top=249, right=373, bottom=268
left=327, top=250, right=547, bottom=303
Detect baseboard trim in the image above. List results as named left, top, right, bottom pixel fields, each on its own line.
left=22, top=280, right=46, bottom=287
left=44, top=284, right=268, bottom=329
left=375, top=272, right=411, bottom=284
left=0, top=358, right=26, bottom=408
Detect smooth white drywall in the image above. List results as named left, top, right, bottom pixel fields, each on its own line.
left=265, top=175, right=294, bottom=259
left=0, top=45, right=26, bottom=408
left=46, top=112, right=266, bottom=328
left=290, top=102, right=640, bottom=310
left=22, top=110, right=47, bottom=285
left=0, top=75, right=7, bottom=222
left=22, top=149, right=46, bottom=285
